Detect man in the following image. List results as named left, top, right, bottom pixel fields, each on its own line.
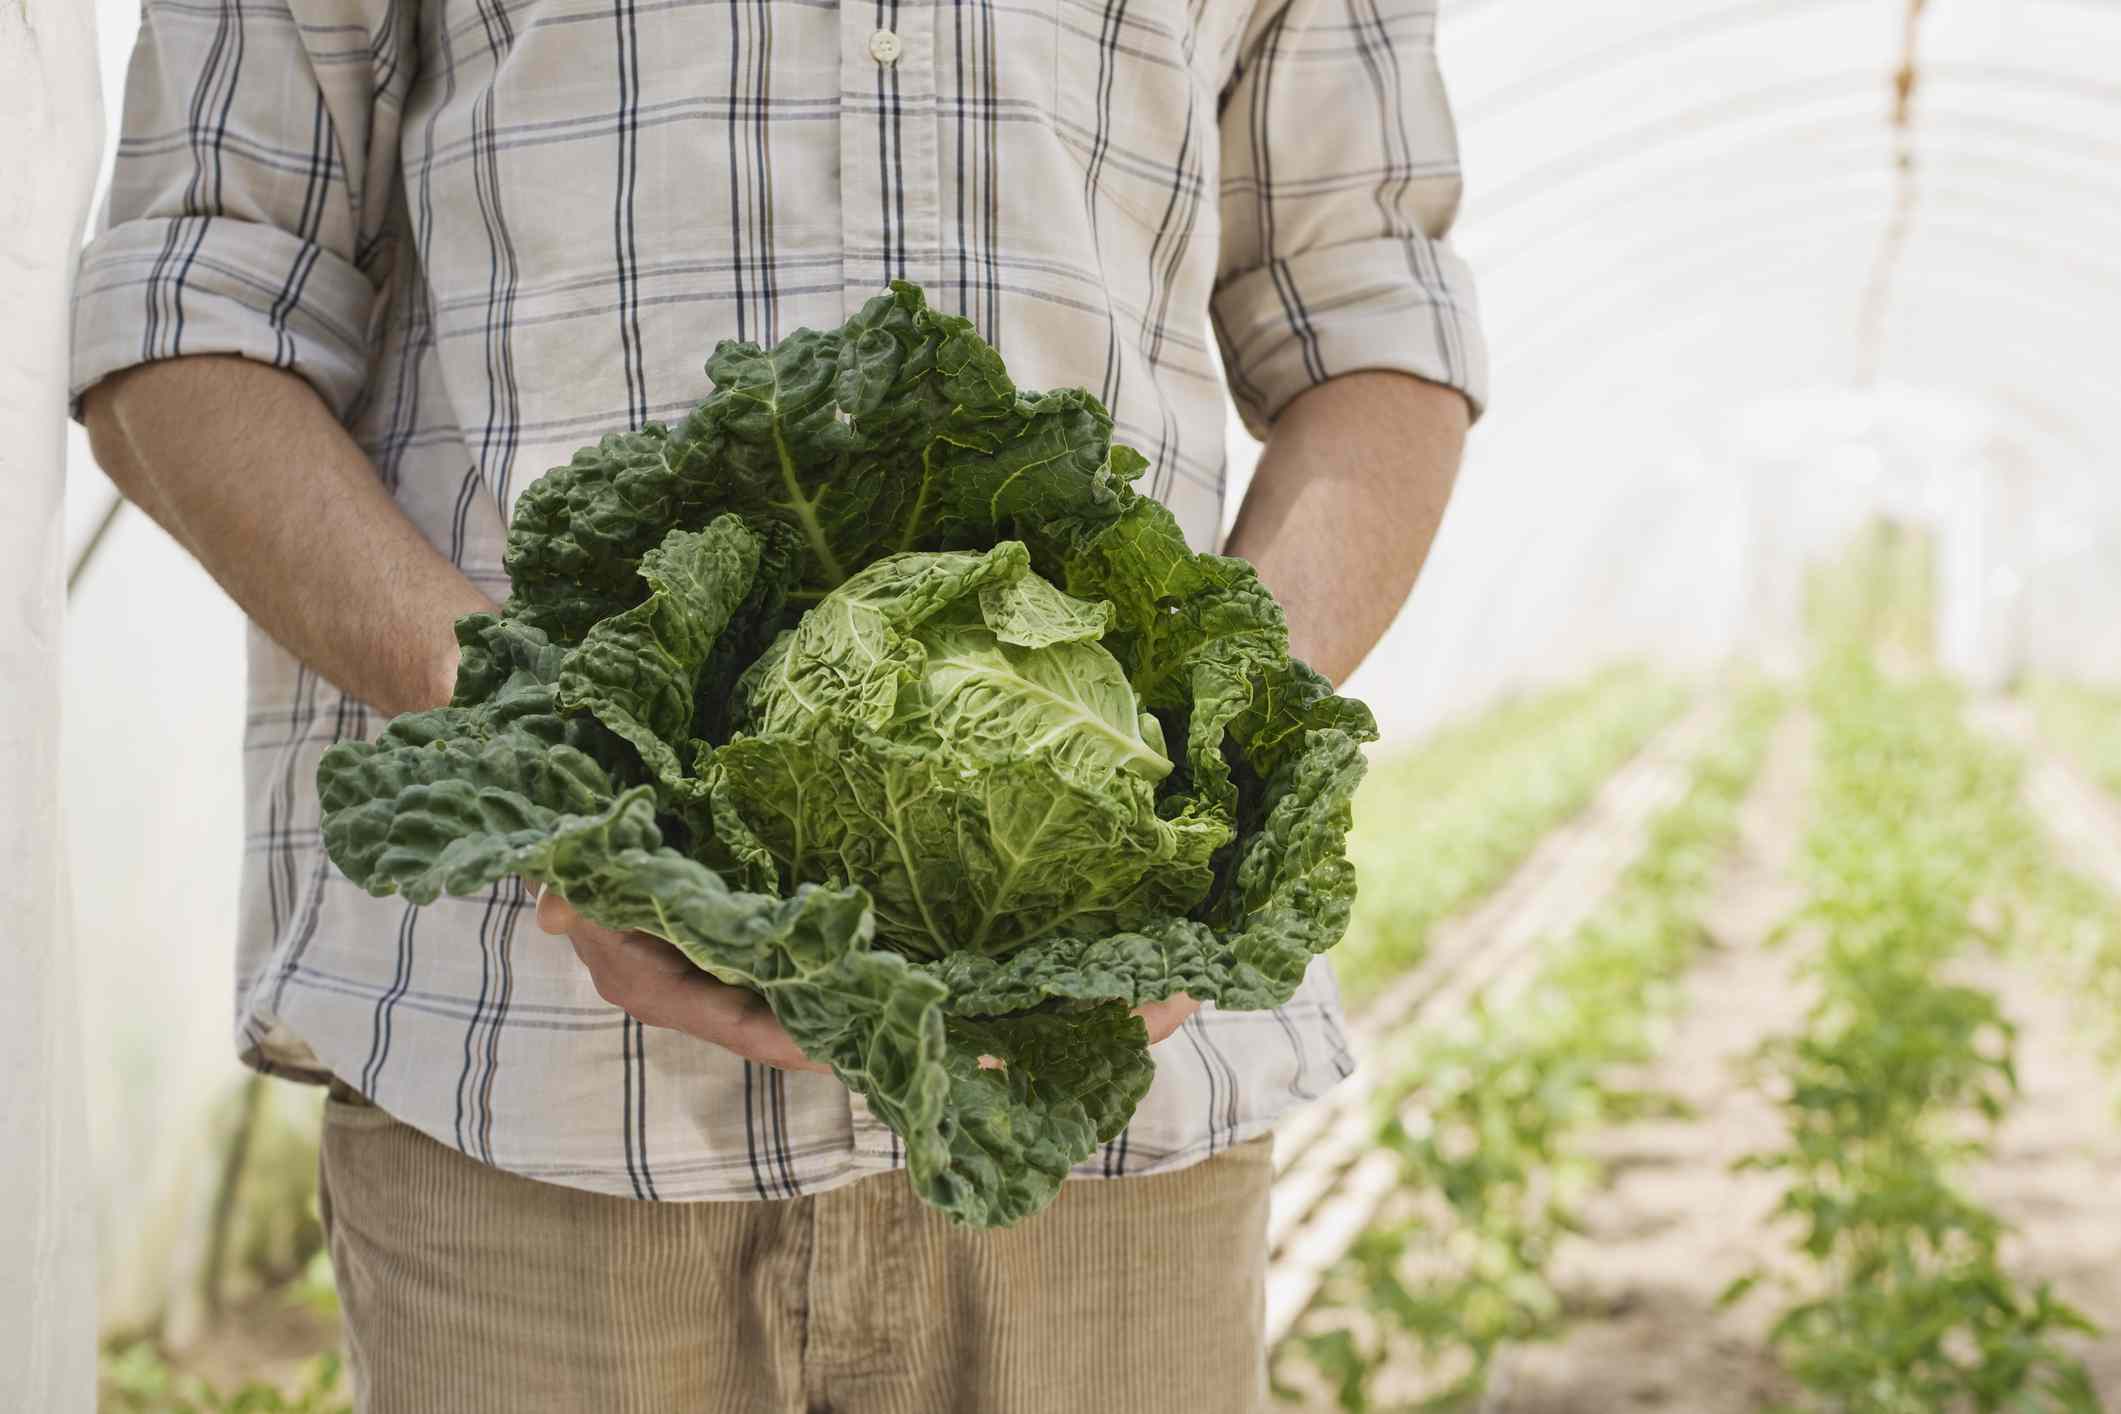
left=75, top=0, right=1483, bottom=1409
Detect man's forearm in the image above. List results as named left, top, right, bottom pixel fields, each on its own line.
left=1224, top=371, right=1469, bottom=685
left=81, top=356, right=495, bottom=717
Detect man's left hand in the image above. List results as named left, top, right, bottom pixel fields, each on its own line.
left=1135, top=993, right=1199, bottom=1045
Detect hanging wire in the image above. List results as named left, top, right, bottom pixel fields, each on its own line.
left=1853, top=0, right=1932, bottom=389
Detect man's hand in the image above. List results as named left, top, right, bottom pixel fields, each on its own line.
left=1135, top=994, right=1199, bottom=1045
left=531, top=886, right=830, bottom=1073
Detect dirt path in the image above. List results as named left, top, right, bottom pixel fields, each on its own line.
left=1961, top=952, right=2121, bottom=1394
left=1483, top=714, right=1817, bottom=1413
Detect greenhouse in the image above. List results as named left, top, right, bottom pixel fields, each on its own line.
left=8, top=0, right=2121, bottom=1410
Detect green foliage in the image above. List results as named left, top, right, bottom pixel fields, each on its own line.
left=101, top=1344, right=348, bottom=1414
left=2031, top=679, right=2121, bottom=796
left=1335, top=666, right=1690, bottom=1000
left=719, top=542, right=1227, bottom=961
left=2020, top=680, right=2121, bottom=1073
left=283, top=1249, right=342, bottom=1325
left=315, top=283, right=1374, bottom=1229
left=1728, top=652, right=2100, bottom=1413
left=1282, top=684, right=1786, bottom=1411
left=210, top=1081, right=326, bottom=1317
left=1802, top=518, right=1937, bottom=667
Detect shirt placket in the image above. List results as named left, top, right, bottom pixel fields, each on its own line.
left=838, top=0, right=941, bottom=1174
left=840, top=0, right=941, bottom=310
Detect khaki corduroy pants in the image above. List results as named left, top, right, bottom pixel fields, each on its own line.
left=317, top=1086, right=1273, bottom=1414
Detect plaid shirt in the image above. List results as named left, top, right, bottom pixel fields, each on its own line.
left=73, top=0, right=1484, bottom=1199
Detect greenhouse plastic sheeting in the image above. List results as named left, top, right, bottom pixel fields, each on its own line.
left=1326, top=0, right=2121, bottom=730
left=56, top=0, right=2121, bottom=1344
left=3, top=4, right=102, bottom=1408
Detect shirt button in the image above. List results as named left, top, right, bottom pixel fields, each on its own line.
left=869, top=28, right=902, bottom=64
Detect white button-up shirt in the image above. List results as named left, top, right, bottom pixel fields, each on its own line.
left=74, top=0, right=1485, bottom=1200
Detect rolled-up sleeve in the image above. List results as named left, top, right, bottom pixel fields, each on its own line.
left=71, top=0, right=416, bottom=422
left=1212, top=0, right=1487, bottom=436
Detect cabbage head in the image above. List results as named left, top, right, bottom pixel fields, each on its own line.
left=718, top=543, right=1231, bottom=962
left=317, top=282, right=1376, bottom=1227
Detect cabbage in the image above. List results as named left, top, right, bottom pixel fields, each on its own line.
left=718, top=543, right=1231, bottom=962
left=317, top=283, right=1376, bottom=1227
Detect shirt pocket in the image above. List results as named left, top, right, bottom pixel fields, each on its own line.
left=1052, top=0, right=1217, bottom=245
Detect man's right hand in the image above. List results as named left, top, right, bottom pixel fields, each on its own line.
left=530, top=885, right=830, bottom=1074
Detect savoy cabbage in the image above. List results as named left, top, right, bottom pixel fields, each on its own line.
left=317, top=283, right=1376, bottom=1227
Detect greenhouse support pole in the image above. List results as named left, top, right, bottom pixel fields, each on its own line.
left=0, top=4, right=104, bottom=1411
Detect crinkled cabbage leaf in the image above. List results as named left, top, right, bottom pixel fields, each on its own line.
left=318, top=283, right=1376, bottom=1227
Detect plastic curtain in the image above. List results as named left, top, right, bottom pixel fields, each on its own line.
left=1, top=4, right=103, bottom=1409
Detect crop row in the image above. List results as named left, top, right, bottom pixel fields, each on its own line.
left=2030, top=680, right=2121, bottom=796
left=1725, top=652, right=2100, bottom=1412
left=1335, top=666, right=1691, bottom=1001
left=1278, top=683, right=1785, bottom=1411
left=2019, top=681, right=2121, bottom=1071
